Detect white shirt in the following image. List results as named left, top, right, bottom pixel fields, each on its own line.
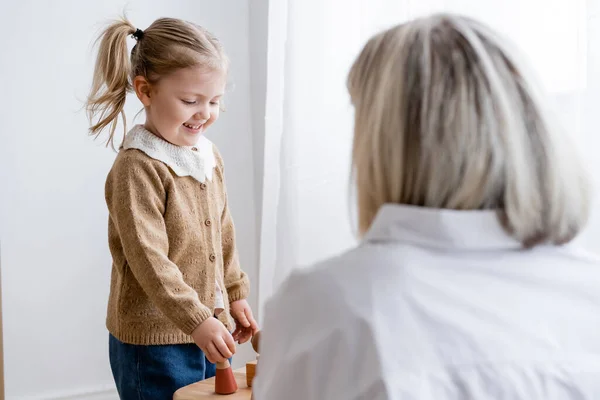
left=253, top=204, right=600, bottom=400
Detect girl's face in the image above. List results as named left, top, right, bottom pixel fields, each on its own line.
left=135, top=65, right=226, bottom=147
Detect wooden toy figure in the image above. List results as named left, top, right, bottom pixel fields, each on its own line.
left=246, top=331, right=261, bottom=388
left=251, top=331, right=261, bottom=353
left=215, top=360, right=238, bottom=395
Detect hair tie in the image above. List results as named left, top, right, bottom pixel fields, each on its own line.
left=132, top=28, right=144, bottom=41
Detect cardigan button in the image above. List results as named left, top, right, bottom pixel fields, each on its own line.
left=191, top=147, right=198, bottom=151
left=200, top=183, right=207, bottom=190
left=205, top=219, right=212, bottom=227
left=209, top=254, right=216, bottom=262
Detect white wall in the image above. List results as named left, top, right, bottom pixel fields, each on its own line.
left=249, top=0, right=269, bottom=255
left=0, top=1, right=258, bottom=398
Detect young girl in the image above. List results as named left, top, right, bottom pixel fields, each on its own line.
left=86, top=17, right=258, bottom=398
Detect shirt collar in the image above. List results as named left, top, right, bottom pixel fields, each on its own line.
left=363, top=204, right=522, bottom=251
left=122, top=124, right=217, bottom=183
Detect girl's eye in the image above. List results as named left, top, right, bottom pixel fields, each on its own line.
left=182, top=100, right=196, bottom=105
left=210, top=101, right=219, bottom=106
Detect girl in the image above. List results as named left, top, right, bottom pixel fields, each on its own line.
left=254, top=13, right=600, bottom=400
left=86, top=17, right=258, bottom=399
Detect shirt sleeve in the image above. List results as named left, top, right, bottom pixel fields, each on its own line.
left=252, top=269, right=392, bottom=400
left=214, top=148, right=250, bottom=302
left=107, top=152, right=213, bottom=334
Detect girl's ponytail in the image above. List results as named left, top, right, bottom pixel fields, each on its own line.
left=86, top=18, right=136, bottom=149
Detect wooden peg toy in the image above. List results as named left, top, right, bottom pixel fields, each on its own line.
left=245, top=360, right=257, bottom=388
left=246, top=330, right=262, bottom=388
left=215, top=359, right=238, bottom=395
left=251, top=330, right=261, bottom=354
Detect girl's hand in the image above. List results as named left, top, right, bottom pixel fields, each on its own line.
left=230, top=299, right=258, bottom=344
left=191, top=318, right=236, bottom=363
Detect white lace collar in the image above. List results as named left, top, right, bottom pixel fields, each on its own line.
left=122, top=125, right=216, bottom=183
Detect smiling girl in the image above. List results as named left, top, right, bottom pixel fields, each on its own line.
left=85, top=17, right=258, bottom=399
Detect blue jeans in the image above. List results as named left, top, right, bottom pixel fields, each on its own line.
left=109, top=334, right=217, bottom=399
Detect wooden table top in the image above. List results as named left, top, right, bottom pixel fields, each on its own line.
left=173, top=368, right=252, bottom=400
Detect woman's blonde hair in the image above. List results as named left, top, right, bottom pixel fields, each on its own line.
left=86, top=17, right=228, bottom=149
left=348, top=13, right=589, bottom=247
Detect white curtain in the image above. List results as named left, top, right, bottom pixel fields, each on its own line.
left=258, top=0, right=600, bottom=314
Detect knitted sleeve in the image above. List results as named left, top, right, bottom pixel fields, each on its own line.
left=107, top=150, right=213, bottom=334
left=214, top=148, right=250, bottom=303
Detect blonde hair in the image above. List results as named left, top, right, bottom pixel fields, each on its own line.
left=86, top=17, right=228, bottom=149
left=348, top=13, right=590, bottom=247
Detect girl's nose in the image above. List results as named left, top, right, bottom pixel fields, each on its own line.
left=195, top=108, right=210, bottom=121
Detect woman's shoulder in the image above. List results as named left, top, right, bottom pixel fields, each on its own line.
left=295, top=244, right=402, bottom=287
left=265, top=245, right=391, bottom=320
left=259, top=248, right=393, bottom=387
